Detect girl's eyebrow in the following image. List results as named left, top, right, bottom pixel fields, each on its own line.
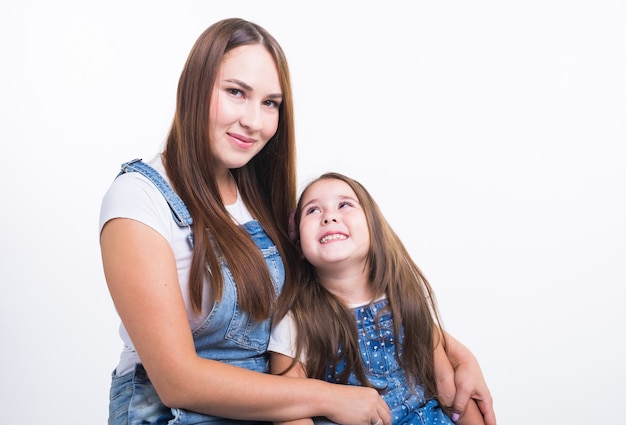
left=301, top=194, right=357, bottom=210
left=336, top=195, right=359, bottom=204
left=224, top=78, right=283, bottom=100
left=301, top=198, right=319, bottom=211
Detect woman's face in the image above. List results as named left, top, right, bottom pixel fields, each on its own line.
left=208, top=44, right=282, bottom=173
left=298, top=179, right=371, bottom=276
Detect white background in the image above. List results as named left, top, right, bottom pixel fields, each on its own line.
left=1, top=1, right=625, bottom=424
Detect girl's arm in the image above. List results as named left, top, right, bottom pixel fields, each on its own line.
left=443, top=331, right=496, bottom=425
left=101, top=218, right=390, bottom=425
left=455, top=401, right=485, bottom=425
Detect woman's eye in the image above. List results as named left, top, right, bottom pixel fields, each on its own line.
left=264, top=99, right=280, bottom=108
left=227, top=88, right=244, bottom=97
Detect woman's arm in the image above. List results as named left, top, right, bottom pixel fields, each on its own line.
left=270, top=352, right=315, bottom=425
left=443, top=331, right=496, bottom=425
left=101, top=218, right=390, bottom=425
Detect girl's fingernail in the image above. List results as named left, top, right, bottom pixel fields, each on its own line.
left=452, top=412, right=460, bottom=422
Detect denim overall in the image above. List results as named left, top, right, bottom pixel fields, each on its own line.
left=108, top=159, right=284, bottom=425
left=327, top=299, right=453, bottom=425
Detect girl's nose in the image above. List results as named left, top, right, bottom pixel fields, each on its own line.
left=322, top=216, right=338, bottom=224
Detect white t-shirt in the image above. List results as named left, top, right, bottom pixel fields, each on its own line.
left=268, top=312, right=300, bottom=360
left=99, top=154, right=253, bottom=375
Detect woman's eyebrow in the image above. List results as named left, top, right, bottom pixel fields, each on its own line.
left=224, top=78, right=282, bottom=99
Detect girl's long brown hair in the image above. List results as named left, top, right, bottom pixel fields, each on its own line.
left=275, top=173, right=444, bottom=398
left=163, top=18, right=298, bottom=320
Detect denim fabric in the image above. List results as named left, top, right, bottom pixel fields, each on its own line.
left=169, top=409, right=270, bottom=425
left=109, top=364, right=173, bottom=425
left=118, top=159, right=193, bottom=229
left=325, top=299, right=454, bottom=425
left=108, top=160, right=284, bottom=425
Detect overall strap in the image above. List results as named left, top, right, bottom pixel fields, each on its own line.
left=117, top=158, right=194, bottom=247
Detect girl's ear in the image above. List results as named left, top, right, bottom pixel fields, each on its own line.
left=288, top=209, right=297, bottom=242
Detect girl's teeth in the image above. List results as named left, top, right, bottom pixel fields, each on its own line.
left=320, top=234, right=346, bottom=244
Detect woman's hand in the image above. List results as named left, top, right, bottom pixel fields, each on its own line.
left=444, top=332, right=496, bottom=425
left=322, top=383, right=391, bottom=425
left=433, top=328, right=456, bottom=409
left=271, top=352, right=391, bottom=425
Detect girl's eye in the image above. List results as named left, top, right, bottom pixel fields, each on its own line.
left=339, top=201, right=354, bottom=209
left=305, top=206, right=321, bottom=215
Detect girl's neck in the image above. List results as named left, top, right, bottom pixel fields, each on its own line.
left=319, top=272, right=374, bottom=306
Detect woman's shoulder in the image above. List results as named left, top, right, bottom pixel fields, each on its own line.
left=99, top=155, right=173, bottom=234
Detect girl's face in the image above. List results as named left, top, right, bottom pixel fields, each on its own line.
left=298, top=179, right=370, bottom=275
left=208, top=44, right=282, bottom=174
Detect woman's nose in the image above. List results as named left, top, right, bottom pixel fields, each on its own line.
left=240, top=103, right=262, bottom=131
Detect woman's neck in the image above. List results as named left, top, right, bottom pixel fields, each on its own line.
left=217, top=171, right=238, bottom=205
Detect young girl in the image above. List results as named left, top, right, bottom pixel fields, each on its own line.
left=270, top=173, right=489, bottom=425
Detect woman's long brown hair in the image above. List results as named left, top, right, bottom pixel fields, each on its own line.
left=275, top=173, right=444, bottom=398
left=163, top=18, right=298, bottom=320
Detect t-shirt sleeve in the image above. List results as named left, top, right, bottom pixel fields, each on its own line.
left=99, top=171, right=173, bottom=240
left=269, top=312, right=299, bottom=360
